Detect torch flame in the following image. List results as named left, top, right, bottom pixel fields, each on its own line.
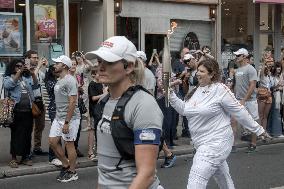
left=167, top=21, right=178, bottom=37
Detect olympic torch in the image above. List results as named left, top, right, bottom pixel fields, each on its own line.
left=163, top=22, right=177, bottom=107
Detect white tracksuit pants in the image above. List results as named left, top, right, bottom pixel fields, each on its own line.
left=187, top=137, right=235, bottom=189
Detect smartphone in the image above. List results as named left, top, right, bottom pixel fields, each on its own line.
left=24, top=59, right=30, bottom=69
left=153, top=49, right=157, bottom=54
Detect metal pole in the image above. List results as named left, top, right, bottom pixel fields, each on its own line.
left=25, top=0, right=31, bottom=50
left=216, top=0, right=222, bottom=65
left=64, top=0, right=70, bottom=56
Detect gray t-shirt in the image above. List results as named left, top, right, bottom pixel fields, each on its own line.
left=54, top=74, right=80, bottom=121
left=97, top=90, right=163, bottom=189
left=143, top=67, right=156, bottom=94
left=234, top=64, right=257, bottom=100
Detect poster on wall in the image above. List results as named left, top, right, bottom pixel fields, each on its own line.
left=0, top=0, right=14, bottom=9
left=34, top=4, right=57, bottom=43
left=0, top=12, right=23, bottom=56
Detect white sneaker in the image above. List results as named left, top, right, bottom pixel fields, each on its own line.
left=276, top=135, right=284, bottom=138
left=50, top=158, right=62, bottom=167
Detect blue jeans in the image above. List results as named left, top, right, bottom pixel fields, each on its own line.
left=267, top=96, right=283, bottom=137
left=157, top=97, right=177, bottom=146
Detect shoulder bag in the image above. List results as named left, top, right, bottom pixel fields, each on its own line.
left=22, top=80, right=42, bottom=118
left=0, top=82, right=15, bottom=127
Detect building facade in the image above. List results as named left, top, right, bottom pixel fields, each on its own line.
left=0, top=0, right=284, bottom=74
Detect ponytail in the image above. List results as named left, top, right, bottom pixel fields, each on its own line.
left=129, top=58, right=145, bottom=85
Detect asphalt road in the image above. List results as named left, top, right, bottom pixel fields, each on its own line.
left=1, top=143, right=284, bottom=189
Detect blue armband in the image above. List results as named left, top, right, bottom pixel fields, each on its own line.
left=134, top=128, right=161, bottom=145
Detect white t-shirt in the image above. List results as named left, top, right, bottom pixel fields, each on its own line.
left=170, top=83, right=264, bottom=148
left=143, top=67, right=156, bottom=94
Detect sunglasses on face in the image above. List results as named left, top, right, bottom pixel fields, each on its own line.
left=15, top=64, right=23, bottom=68
left=236, top=55, right=242, bottom=58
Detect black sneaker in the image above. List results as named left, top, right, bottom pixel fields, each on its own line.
left=161, top=154, right=176, bottom=168
left=33, top=148, right=49, bottom=156
left=231, top=146, right=237, bottom=153
left=58, top=170, right=78, bottom=183
left=181, top=132, right=190, bottom=138
left=76, top=149, right=84, bottom=157
left=56, top=166, right=69, bottom=181
left=160, top=157, right=168, bottom=168
left=246, top=144, right=257, bottom=153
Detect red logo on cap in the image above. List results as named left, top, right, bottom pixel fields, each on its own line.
left=101, top=41, right=114, bottom=48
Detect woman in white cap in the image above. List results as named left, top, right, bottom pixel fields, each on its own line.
left=85, top=36, right=164, bottom=189
left=169, top=58, right=270, bottom=189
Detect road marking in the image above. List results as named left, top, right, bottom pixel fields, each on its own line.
left=271, top=187, right=284, bottom=189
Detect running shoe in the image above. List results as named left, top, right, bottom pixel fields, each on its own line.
left=58, top=170, right=78, bottom=183
left=161, top=154, right=176, bottom=168
left=56, top=166, right=69, bottom=181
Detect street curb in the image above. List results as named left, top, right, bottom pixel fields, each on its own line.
left=1, top=138, right=284, bottom=179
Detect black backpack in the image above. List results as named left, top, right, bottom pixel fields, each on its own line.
left=93, top=85, right=163, bottom=170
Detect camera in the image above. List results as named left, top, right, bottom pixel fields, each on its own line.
left=187, top=67, right=193, bottom=72
left=72, top=51, right=83, bottom=57
left=184, top=59, right=191, bottom=65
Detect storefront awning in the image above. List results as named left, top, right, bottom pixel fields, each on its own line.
left=254, top=0, right=284, bottom=3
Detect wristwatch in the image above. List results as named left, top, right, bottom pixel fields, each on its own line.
left=64, top=120, right=69, bottom=125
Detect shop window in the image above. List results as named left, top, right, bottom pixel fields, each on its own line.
left=30, top=0, right=64, bottom=61
left=221, top=0, right=253, bottom=74
left=259, top=4, right=275, bottom=60
left=116, top=17, right=139, bottom=49
left=0, top=0, right=26, bottom=74
left=145, top=34, right=165, bottom=62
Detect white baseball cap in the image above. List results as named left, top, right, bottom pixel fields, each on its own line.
left=52, top=55, right=72, bottom=68
left=137, top=51, right=147, bottom=62
left=85, top=36, right=137, bottom=63
left=233, top=48, right=249, bottom=56
left=183, top=53, right=194, bottom=61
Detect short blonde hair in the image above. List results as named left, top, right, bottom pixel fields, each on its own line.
left=127, top=58, right=145, bottom=85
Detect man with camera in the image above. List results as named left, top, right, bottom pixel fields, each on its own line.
left=182, top=53, right=198, bottom=93
left=25, top=50, right=48, bottom=156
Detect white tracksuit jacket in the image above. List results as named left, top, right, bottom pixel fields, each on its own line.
left=169, top=83, right=265, bottom=189
left=170, top=82, right=264, bottom=148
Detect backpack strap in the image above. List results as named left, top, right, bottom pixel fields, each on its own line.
left=112, top=85, right=150, bottom=122
left=111, top=85, right=150, bottom=169
left=92, top=94, right=110, bottom=128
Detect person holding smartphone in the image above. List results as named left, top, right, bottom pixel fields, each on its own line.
left=4, top=59, right=39, bottom=168
left=148, top=49, right=161, bottom=75
left=25, top=50, right=49, bottom=156
left=72, top=51, right=94, bottom=132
